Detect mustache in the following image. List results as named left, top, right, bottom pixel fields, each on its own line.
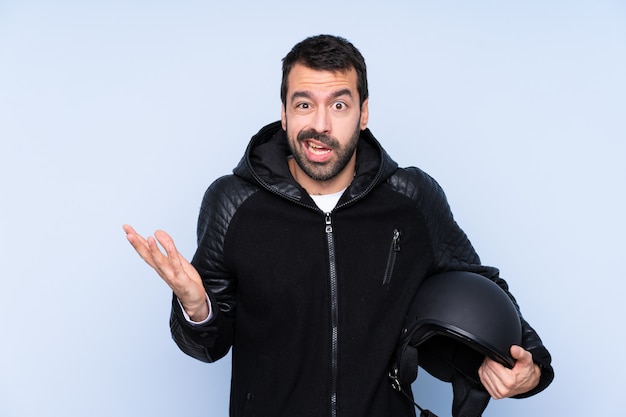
left=297, top=129, right=337, bottom=147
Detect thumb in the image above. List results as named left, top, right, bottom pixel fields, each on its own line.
left=510, top=345, right=532, bottom=363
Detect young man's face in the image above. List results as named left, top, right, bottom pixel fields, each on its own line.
left=281, top=63, right=369, bottom=189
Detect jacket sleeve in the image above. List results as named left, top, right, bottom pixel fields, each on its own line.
left=169, top=175, right=258, bottom=363
left=407, top=167, right=555, bottom=397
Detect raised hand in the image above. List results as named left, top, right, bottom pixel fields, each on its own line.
left=123, top=224, right=209, bottom=322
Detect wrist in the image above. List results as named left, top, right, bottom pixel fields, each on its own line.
left=184, top=299, right=209, bottom=322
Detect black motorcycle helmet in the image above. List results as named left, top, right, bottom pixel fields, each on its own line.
left=389, top=270, right=522, bottom=417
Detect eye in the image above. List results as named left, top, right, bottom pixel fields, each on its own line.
left=333, top=101, right=346, bottom=111
left=296, top=102, right=310, bottom=109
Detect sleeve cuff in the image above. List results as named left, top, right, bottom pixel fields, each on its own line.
left=177, top=293, right=213, bottom=325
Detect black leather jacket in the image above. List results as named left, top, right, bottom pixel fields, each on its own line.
left=169, top=121, right=553, bottom=417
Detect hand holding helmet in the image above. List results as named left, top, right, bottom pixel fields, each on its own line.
left=478, top=345, right=541, bottom=400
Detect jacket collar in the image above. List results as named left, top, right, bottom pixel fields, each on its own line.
left=233, top=121, right=398, bottom=207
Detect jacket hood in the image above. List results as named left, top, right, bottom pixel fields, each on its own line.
left=233, top=121, right=399, bottom=207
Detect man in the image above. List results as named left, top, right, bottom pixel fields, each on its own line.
left=124, top=34, right=553, bottom=417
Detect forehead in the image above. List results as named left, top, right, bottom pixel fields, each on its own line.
left=286, top=63, right=358, bottom=98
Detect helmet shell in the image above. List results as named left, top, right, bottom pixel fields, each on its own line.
left=396, top=270, right=522, bottom=385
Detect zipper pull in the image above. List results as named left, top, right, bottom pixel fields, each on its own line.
left=392, top=229, right=401, bottom=251
left=325, top=212, right=333, bottom=233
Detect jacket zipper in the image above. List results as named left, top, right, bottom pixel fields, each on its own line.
left=245, top=138, right=388, bottom=416
left=382, top=229, right=401, bottom=285
left=325, top=212, right=339, bottom=417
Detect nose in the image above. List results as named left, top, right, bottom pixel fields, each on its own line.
left=311, top=107, right=331, bottom=134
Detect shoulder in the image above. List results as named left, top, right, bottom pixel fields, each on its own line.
left=201, top=174, right=260, bottom=212
left=385, top=166, right=448, bottom=208
left=196, top=174, right=260, bottom=240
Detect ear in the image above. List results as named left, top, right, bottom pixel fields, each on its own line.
left=281, top=104, right=287, bottom=130
left=359, top=98, right=369, bottom=130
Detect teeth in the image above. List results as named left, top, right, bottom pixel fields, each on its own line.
left=308, top=143, right=330, bottom=154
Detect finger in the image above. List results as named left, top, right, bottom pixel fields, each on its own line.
left=480, top=357, right=516, bottom=399
left=154, top=230, right=178, bottom=259
left=126, top=232, right=149, bottom=251
left=153, top=230, right=186, bottom=274
left=124, top=226, right=155, bottom=262
left=123, top=225, right=149, bottom=248
left=122, top=224, right=137, bottom=235
left=479, top=356, right=500, bottom=375
left=510, top=345, right=533, bottom=366
left=510, top=345, right=523, bottom=358
left=147, top=235, right=188, bottom=287
left=481, top=375, right=505, bottom=399
left=478, top=361, right=499, bottom=398
left=147, top=236, right=170, bottom=269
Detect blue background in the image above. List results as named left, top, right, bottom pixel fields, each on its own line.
left=1, top=1, right=624, bottom=416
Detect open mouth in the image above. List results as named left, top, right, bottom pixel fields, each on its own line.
left=305, top=140, right=332, bottom=156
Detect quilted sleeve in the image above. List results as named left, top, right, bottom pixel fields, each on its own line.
left=396, top=167, right=554, bottom=396
left=169, top=175, right=258, bottom=363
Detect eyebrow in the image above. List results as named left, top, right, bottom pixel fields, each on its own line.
left=290, top=88, right=354, bottom=103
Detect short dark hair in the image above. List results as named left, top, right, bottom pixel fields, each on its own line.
left=281, top=34, right=368, bottom=107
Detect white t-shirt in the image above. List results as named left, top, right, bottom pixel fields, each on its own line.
left=309, top=188, right=345, bottom=213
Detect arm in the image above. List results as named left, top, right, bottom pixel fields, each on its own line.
left=124, top=175, right=255, bottom=363
left=169, top=175, right=260, bottom=362
left=409, top=167, right=554, bottom=398
left=124, top=222, right=229, bottom=362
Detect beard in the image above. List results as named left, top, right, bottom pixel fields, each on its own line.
left=286, top=120, right=361, bottom=182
